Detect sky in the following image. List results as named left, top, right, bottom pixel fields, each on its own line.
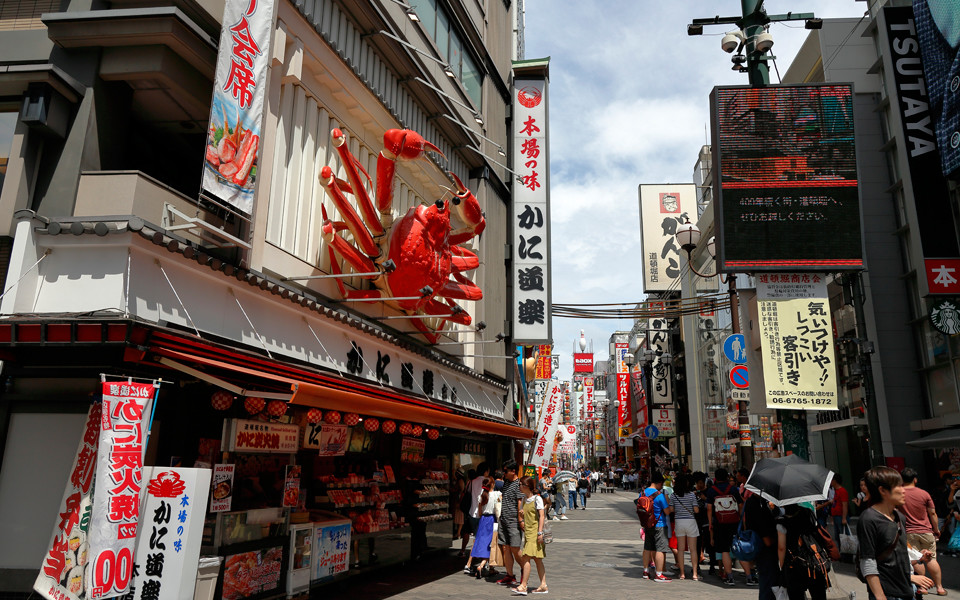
left=521, top=0, right=868, bottom=376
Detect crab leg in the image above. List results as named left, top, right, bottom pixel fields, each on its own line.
left=321, top=219, right=377, bottom=276
left=331, top=129, right=384, bottom=237
left=376, top=129, right=444, bottom=213
left=450, top=246, right=480, bottom=273
left=438, top=272, right=483, bottom=301
left=319, top=166, right=380, bottom=258
left=423, top=298, right=472, bottom=325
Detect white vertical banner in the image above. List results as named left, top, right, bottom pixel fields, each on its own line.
left=512, top=65, right=551, bottom=344
left=638, top=184, right=698, bottom=293
left=202, top=0, right=276, bottom=214
left=34, top=402, right=102, bottom=600
left=129, top=468, right=212, bottom=600
left=87, top=381, right=156, bottom=599
left=529, top=383, right=562, bottom=471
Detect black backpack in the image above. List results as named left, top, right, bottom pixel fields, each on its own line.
left=785, top=512, right=830, bottom=579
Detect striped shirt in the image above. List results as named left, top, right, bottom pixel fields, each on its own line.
left=500, top=478, right=522, bottom=524
left=671, top=492, right=699, bottom=521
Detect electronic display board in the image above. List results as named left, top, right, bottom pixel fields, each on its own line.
left=711, top=84, right=863, bottom=272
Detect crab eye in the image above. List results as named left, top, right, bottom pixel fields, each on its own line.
left=451, top=196, right=461, bottom=206
left=434, top=199, right=445, bottom=209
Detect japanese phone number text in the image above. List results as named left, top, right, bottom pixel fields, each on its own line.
left=767, top=397, right=834, bottom=406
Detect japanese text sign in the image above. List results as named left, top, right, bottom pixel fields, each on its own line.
left=653, top=409, right=677, bottom=438
left=301, top=423, right=347, bottom=455
left=925, top=259, right=960, bottom=295
left=648, top=313, right=673, bottom=405
left=210, top=464, right=235, bottom=513
left=400, top=437, right=425, bottom=463
left=87, top=381, right=156, bottom=599
left=584, top=378, right=594, bottom=421
left=535, top=345, right=553, bottom=379
left=512, top=72, right=551, bottom=344
left=529, top=382, right=562, bottom=471
left=202, top=0, right=275, bottom=214
left=638, top=184, right=697, bottom=292
left=313, top=521, right=352, bottom=581
left=128, top=468, right=211, bottom=600
left=228, top=419, right=299, bottom=453
left=757, top=274, right=838, bottom=410
left=34, top=402, right=101, bottom=600
left=222, top=546, right=284, bottom=600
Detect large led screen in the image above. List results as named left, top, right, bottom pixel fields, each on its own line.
left=711, top=84, right=863, bottom=272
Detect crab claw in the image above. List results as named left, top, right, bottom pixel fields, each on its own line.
left=448, top=172, right=485, bottom=244
left=382, top=129, right=444, bottom=161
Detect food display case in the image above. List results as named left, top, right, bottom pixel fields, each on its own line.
left=212, top=509, right=289, bottom=600
left=286, top=523, right=314, bottom=596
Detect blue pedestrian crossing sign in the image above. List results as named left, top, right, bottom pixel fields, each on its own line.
left=723, top=334, right=747, bottom=364
left=644, top=425, right=659, bottom=440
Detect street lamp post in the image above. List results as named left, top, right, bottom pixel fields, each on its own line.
left=676, top=220, right=755, bottom=468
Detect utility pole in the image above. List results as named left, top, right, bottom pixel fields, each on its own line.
left=740, top=0, right=770, bottom=86
left=728, top=276, right=755, bottom=467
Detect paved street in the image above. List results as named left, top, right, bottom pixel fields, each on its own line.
left=327, top=490, right=960, bottom=600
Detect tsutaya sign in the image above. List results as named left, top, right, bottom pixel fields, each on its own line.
left=512, top=59, right=552, bottom=345
left=757, top=274, right=838, bottom=410
left=202, top=0, right=276, bottom=214
left=638, top=184, right=697, bottom=293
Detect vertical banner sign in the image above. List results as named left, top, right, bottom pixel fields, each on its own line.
left=202, top=0, right=275, bottom=214
left=88, top=381, right=156, bottom=599
left=648, top=310, right=673, bottom=405
left=914, top=0, right=960, bottom=180
left=535, top=344, right=553, bottom=379
left=615, top=342, right=630, bottom=442
left=584, top=377, right=594, bottom=421
left=530, top=383, right=563, bottom=471
left=511, top=65, right=551, bottom=344
left=35, top=402, right=102, bottom=600
left=631, top=365, right=648, bottom=431
left=883, top=6, right=960, bottom=295
left=129, top=468, right=212, bottom=600
left=757, top=274, right=839, bottom=410
left=638, top=184, right=698, bottom=292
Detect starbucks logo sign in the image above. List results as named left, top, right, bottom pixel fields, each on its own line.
left=931, top=299, right=960, bottom=335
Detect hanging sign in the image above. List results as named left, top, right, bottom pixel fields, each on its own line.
left=87, top=381, right=156, bottom=599
left=128, top=468, right=211, bottom=600
left=400, top=437, right=425, bottom=463
left=529, top=383, right=562, bottom=471
left=202, top=0, right=276, bottom=213
left=653, top=409, right=677, bottom=438
left=638, top=184, right=698, bottom=292
left=757, top=274, right=839, bottom=410
left=34, top=402, right=102, bottom=600
left=301, top=423, right=347, bottom=455
left=228, top=419, right=299, bottom=453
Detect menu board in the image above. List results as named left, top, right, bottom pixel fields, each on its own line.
left=222, top=546, right=283, bottom=600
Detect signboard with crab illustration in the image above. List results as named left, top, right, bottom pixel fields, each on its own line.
left=317, top=128, right=485, bottom=344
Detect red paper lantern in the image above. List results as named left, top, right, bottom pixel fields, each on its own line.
left=398, top=422, right=413, bottom=436
left=324, top=410, right=341, bottom=424
left=343, top=412, right=360, bottom=426
left=266, top=400, right=288, bottom=417
left=244, top=396, right=265, bottom=415
left=382, top=420, right=396, bottom=434
left=412, top=425, right=423, bottom=437
left=427, top=428, right=440, bottom=440
left=307, top=409, right=323, bottom=423
left=211, top=391, right=233, bottom=411
left=364, top=418, right=380, bottom=432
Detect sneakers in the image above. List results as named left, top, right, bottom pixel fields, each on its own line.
left=746, top=575, right=759, bottom=586
left=497, top=575, right=517, bottom=586
left=463, top=567, right=472, bottom=574
left=560, top=515, right=569, bottom=520
left=551, top=517, right=560, bottom=521
left=724, top=576, right=736, bottom=586
left=641, top=571, right=650, bottom=580
left=668, top=564, right=681, bottom=573
left=652, top=574, right=672, bottom=583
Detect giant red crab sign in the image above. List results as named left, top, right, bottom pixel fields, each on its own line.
left=319, top=128, right=485, bottom=343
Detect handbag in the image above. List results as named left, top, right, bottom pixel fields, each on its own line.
left=948, top=525, right=960, bottom=552
left=489, top=525, right=504, bottom=567
left=839, top=524, right=858, bottom=555
left=731, top=519, right=760, bottom=561
left=542, top=520, right=554, bottom=544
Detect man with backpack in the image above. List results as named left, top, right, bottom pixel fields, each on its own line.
left=706, top=467, right=744, bottom=586
left=639, top=471, right=673, bottom=582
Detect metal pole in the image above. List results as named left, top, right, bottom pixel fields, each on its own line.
left=849, top=273, right=884, bottom=465
left=729, top=276, right=755, bottom=467
left=741, top=0, right=771, bottom=86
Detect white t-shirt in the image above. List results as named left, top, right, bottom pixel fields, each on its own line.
left=469, top=476, right=485, bottom=518
left=525, top=494, right=545, bottom=510
left=480, top=490, right=502, bottom=516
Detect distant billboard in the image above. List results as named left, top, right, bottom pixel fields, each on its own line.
left=573, top=353, right=593, bottom=373
left=638, top=184, right=696, bottom=292
left=711, top=84, right=863, bottom=272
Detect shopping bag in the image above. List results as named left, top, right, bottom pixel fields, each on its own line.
left=489, top=529, right=504, bottom=567
left=669, top=530, right=677, bottom=550
left=949, top=526, right=960, bottom=552
left=543, top=520, right=554, bottom=544
left=839, top=525, right=858, bottom=555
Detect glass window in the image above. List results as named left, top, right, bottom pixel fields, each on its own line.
left=409, top=0, right=437, bottom=41
left=436, top=8, right=449, bottom=61
left=449, top=33, right=463, bottom=77
left=0, top=111, right=17, bottom=194
left=929, top=364, right=960, bottom=417
left=462, top=52, right=482, bottom=110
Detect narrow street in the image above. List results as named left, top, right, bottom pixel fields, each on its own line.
left=325, top=490, right=960, bottom=600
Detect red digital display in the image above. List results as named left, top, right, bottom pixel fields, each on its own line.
left=711, top=84, right=863, bottom=272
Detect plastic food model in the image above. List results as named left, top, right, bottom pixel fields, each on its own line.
left=318, top=128, right=485, bottom=343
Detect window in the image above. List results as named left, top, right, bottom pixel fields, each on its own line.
left=436, top=8, right=449, bottom=62
left=410, top=0, right=437, bottom=40
left=409, top=0, right=483, bottom=110
left=461, top=53, right=482, bottom=109
left=0, top=0, right=59, bottom=31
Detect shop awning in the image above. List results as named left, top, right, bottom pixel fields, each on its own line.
left=147, top=346, right=534, bottom=440
left=906, top=429, right=960, bottom=448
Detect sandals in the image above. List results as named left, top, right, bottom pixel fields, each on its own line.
left=531, top=588, right=549, bottom=594
left=511, top=587, right=528, bottom=596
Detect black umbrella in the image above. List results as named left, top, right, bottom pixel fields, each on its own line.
left=744, top=454, right=834, bottom=507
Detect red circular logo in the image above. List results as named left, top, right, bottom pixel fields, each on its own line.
left=567, top=425, right=576, bottom=434
left=517, top=86, right=542, bottom=108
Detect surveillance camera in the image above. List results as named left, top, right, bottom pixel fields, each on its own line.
left=755, top=32, right=774, bottom=53
left=721, top=32, right=741, bottom=53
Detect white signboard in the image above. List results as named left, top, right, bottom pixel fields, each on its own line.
left=757, top=274, right=839, bottom=410
left=653, top=409, right=677, bottom=438
left=638, top=184, right=697, bottom=293
left=129, top=468, right=211, bottom=600
left=530, top=383, right=562, bottom=471
left=35, top=402, right=102, bottom=600
left=87, top=381, right=156, bottom=599
left=210, top=464, right=235, bottom=513
left=512, top=71, right=551, bottom=344
left=202, top=0, right=276, bottom=213
left=227, top=419, right=299, bottom=453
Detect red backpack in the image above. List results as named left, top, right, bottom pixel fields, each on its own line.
left=636, top=490, right=662, bottom=528
left=711, top=484, right=740, bottom=524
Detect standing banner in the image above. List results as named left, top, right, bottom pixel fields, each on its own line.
left=314, top=520, right=352, bottom=581
left=34, top=402, right=102, bottom=600
left=757, top=274, right=839, bottom=410
left=88, top=381, right=156, bottom=599
left=202, top=0, right=276, bottom=214
left=128, top=468, right=211, bottom=600
left=511, top=61, right=552, bottom=345
left=529, top=382, right=562, bottom=471
left=638, top=184, right=698, bottom=292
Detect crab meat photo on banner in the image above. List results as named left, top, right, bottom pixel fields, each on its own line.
left=202, top=0, right=275, bottom=214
